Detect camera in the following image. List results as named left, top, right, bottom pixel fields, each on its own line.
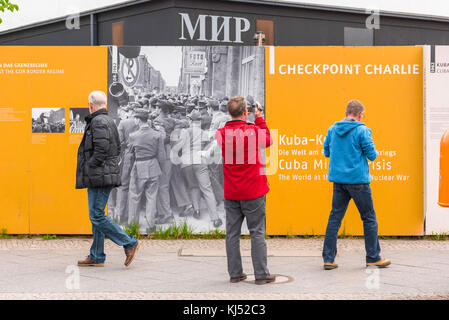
left=247, top=102, right=263, bottom=113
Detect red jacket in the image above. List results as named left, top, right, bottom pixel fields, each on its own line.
left=215, top=117, right=273, bottom=200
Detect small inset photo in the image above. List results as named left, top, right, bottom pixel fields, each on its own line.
left=31, top=108, right=65, bottom=133
left=70, top=108, right=90, bottom=133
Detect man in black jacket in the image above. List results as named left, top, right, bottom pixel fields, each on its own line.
left=76, top=91, right=141, bottom=267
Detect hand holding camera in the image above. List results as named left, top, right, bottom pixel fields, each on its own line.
left=254, top=101, right=263, bottom=119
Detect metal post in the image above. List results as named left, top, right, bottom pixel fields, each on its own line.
left=90, top=13, right=97, bottom=46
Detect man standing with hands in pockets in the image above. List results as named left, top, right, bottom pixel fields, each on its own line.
left=215, top=96, right=275, bottom=285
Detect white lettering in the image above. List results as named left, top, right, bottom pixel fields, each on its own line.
left=179, top=13, right=207, bottom=41
left=210, top=16, right=231, bottom=42
left=234, top=17, right=250, bottom=43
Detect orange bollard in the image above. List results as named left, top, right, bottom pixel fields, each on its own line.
left=439, top=128, right=449, bottom=207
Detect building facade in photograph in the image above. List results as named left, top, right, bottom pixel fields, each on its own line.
left=180, top=46, right=264, bottom=104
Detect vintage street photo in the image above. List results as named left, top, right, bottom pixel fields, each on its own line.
left=31, top=108, right=65, bottom=133
left=70, top=108, right=90, bottom=133
left=107, top=46, right=265, bottom=234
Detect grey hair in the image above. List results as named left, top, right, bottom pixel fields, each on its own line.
left=346, top=100, right=365, bottom=116
left=88, top=91, right=107, bottom=109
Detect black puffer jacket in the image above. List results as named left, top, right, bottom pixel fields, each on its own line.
left=76, top=108, right=121, bottom=189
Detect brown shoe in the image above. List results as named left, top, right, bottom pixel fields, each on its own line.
left=230, top=273, right=247, bottom=283
left=366, top=258, right=391, bottom=268
left=124, top=241, right=142, bottom=267
left=255, top=274, right=276, bottom=285
left=324, top=262, right=338, bottom=270
left=77, top=256, right=104, bottom=267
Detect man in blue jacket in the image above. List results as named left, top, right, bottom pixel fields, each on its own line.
left=322, top=100, right=390, bottom=270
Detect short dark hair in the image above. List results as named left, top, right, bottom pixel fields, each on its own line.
left=227, top=96, right=246, bottom=118
left=208, top=100, right=220, bottom=111
left=346, top=100, right=365, bottom=116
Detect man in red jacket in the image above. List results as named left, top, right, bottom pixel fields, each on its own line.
left=215, top=95, right=275, bottom=285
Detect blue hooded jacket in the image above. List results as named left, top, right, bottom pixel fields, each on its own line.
left=323, top=119, right=377, bottom=184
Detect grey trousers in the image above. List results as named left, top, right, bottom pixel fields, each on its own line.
left=224, top=195, right=269, bottom=279
left=156, top=159, right=172, bottom=219
left=182, top=164, right=219, bottom=220
left=128, top=165, right=159, bottom=229
left=116, top=151, right=133, bottom=224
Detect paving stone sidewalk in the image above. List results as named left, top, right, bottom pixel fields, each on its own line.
left=0, top=238, right=448, bottom=300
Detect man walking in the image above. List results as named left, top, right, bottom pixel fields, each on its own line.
left=76, top=91, right=141, bottom=267
left=322, top=100, right=390, bottom=270
left=216, top=96, right=275, bottom=285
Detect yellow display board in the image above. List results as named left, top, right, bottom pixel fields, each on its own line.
left=0, top=46, right=424, bottom=235
left=0, top=47, right=107, bottom=234
left=265, top=46, right=423, bottom=236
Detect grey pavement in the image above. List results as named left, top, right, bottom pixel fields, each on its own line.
left=0, top=237, right=449, bottom=300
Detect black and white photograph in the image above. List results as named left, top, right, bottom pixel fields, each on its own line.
left=107, top=45, right=265, bottom=234
left=31, top=108, right=65, bottom=133
left=69, top=108, right=90, bottom=133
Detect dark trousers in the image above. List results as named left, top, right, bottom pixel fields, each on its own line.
left=224, top=195, right=269, bottom=279
left=322, top=183, right=381, bottom=263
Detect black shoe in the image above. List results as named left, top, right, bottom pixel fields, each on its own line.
left=193, top=210, right=201, bottom=219
left=154, top=217, right=166, bottom=225
left=163, top=215, right=174, bottom=224
left=213, top=218, right=223, bottom=228
left=155, top=215, right=174, bottom=225
left=179, top=205, right=194, bottom=217
left=255, top=274, right=276, bottom=285
left=230, top=273, right=247, bottom=283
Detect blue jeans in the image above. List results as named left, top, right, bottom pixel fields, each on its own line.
left=87, top=187, right=138, bottom=263
left=323, top=183, right=381, bottom=263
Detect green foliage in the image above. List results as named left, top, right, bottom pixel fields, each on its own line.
left=42, top=234, right=57, bottom=240
left=285, top=232, right=294, bottom=239
left=0, top=228, right=9, bottom=239
left=202, top=228, right=226, bottom=239
left=0, top=0, right=19, bottom=24
left=149, top=221, right=228, bottom=240
left=379, top=236, right=400, bottom=240
left=151, top=220, right=195, bottom=240
left=338, top=226, right=354, bottom=239
left=179, top=220, right=196, bottom=239
left=123, top=222, right=141, bottom=239
left=428, top=232, right=449, bottom=241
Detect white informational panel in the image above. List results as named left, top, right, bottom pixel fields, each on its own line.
left=424, top=45, right=449, bottom=234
